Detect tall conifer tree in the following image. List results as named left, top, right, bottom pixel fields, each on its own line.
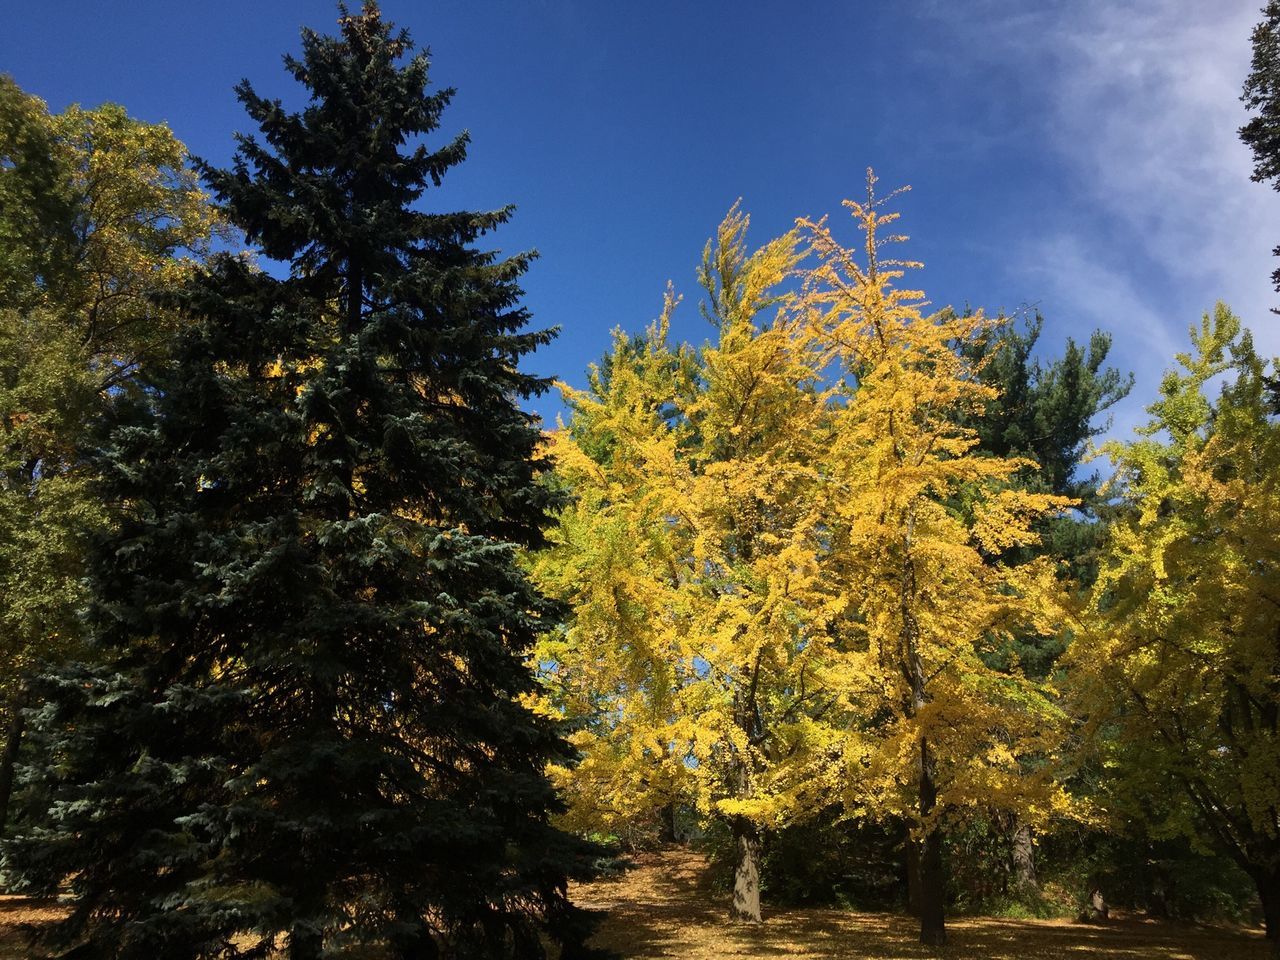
left=4, top=5, right=596, bottom=958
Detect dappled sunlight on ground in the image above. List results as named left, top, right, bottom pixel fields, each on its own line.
left=0, top=895, right=64, bottom=959
left=571, top=849, right=1272, bottom=959
left=0, top=854, right=1268, bottom=959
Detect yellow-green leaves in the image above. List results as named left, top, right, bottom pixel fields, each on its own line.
left=1074, top=303, right=1280, bottom=874
left=538, top=181, right=1084, bottom=936
left=0, top=79, right=218, bottom=712
left=539, top=182, right=1079, bottom=853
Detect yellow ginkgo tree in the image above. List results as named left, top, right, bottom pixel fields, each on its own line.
left=1071, top=304, right=1280, bottom=952
left=535, top=205, right=854, bottom=922
left=803, top=173, right=1076, bottom=947
left=532, top=287, right=700, bottom=846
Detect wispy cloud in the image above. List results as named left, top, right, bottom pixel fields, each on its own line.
left=926, top=0, right=1280, bottom=429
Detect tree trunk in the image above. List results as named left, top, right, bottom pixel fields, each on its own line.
left=1147, top=855, right=1170, bottom=919
left=905, top=833, right=922, bottom=917
left=345, top=259, right=363, bottom=335
left=658, top=801, right=678, bottom=845
left=730, top=818, right=762, bottom=923
left=0, top=689, right=27, bottom=836
left=289, top=924, right=322, bottom=960
left=898, top=529, right=944, bottom=946
left=1253, top=868, right=1280, bottom=954
left=1078, top=887, right=1109, bottom=922
left=1010, top=817, right=1038, bottom=895
left=918, top=736, right=946, bottom=947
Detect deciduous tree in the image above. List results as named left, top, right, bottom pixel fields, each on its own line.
left=1072, top=303, right=1280, bottom=953
left=537, top=206, right=852, bottom=922
left=804, top=174, right=1075, bottom=946
left=0, top=76, right=216, bottom=835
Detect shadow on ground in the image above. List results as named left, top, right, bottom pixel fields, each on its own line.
left=572, top=849, right=1272, bottom=959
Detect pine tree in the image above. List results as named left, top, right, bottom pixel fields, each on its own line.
left=4, top=5, right=597, bottom=957
left=952, top=313, right=1131, bottom=896
left=1241, top=0, right=1280, bottom=312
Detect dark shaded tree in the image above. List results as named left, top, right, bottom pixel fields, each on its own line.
left=3, top=5, right=598, bottom=958
left=958, top=311, right=1132, bottom=588
left=0, top=77, right=217, bottom=841
left=1242, top=0, right=1280, bottom=312
left=946, top=311, right=1131, bottom=902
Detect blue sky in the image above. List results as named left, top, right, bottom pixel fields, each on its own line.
left=3, top=0, right=1276, bottom=434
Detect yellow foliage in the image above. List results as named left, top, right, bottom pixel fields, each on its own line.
left=537, top=179, right=1079, bottom=864
left=534, top=204, right=844, bottom=838
left=801, top=171, right=1076, bottom=838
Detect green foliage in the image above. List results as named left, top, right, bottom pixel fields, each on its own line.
left=0, top=76, right=217, bottom=820
left=1035, top=823, right=1256, bottom=924
left=957, top=311, right=1130, bottom=690
left=0, top=77, right=76, bottom=307
left=0, top=308, right=100, bottom=674
left=753, top=816, right=905, bottom=911
left=959, top=313, right=1130, bottom=503
left=1073, top=303, right=1280, bottom=941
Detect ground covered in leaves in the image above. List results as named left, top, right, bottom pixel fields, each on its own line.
left=0, top=851, right=1270, bottom=959
left=572, top=849, right=1272, bottom=959
left=0, top=895, right=64, bottom=959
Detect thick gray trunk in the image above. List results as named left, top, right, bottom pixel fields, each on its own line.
left=730, top=819, right=762, bottom=923
left=1010, top=817, right=1038, bottom=894
left=1078, top=887, right=1109, bottom=922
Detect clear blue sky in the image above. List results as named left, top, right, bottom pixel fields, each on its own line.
left=4, top=0, right=1276, bottom=431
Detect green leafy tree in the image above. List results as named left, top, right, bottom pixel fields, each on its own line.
left=0, top=76, right=217, bottom=835
left=0, top=76, right=76, bottom=306
left=4, top=6, right=597, bottom=958
left=955, top=314, right=1131, bottom=899
left=1071, top=304, right=1280, bottom=952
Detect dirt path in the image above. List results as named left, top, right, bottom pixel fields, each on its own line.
left=571, top=848, right=1272, bottom=959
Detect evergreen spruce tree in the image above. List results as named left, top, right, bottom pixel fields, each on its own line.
left=1242, top=0, right=1280, bottom=312
left=3, top=5, right=598, bottom=958
left=950, top=312, right=1130, bottom=902
left=957, top=312, right=1132, bottom=596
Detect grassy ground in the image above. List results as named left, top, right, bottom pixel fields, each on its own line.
left=1, top=851, right=1270, bottom=958
left=572, top=849, right=1273, bottom=959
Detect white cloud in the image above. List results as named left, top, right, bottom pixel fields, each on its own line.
left=927, top=0, right=1280, bottom=432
